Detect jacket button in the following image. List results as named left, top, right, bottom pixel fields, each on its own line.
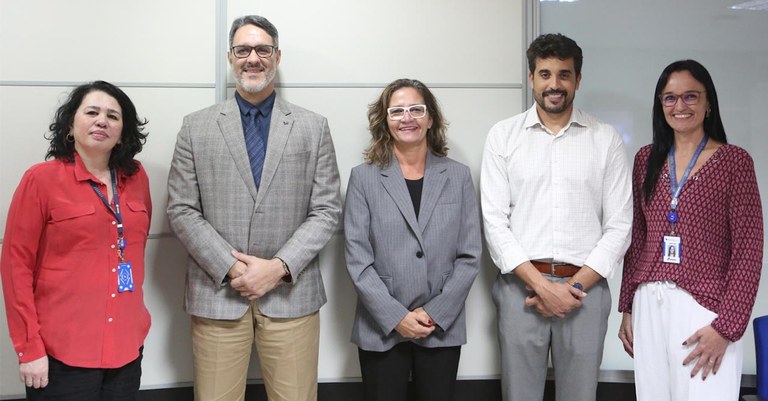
left=416, top=251, right=424, bottom=258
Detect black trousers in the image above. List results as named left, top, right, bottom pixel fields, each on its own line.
left=358, top=342, right=461, bottom=401
left=25, top=350, right=143, bottom=401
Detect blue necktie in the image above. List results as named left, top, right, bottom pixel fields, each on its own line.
left=244, top=110, right=266, bottom=189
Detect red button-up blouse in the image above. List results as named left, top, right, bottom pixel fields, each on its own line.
left=1, top=153, right=152, bottom=368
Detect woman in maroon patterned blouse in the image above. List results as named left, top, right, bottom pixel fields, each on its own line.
left=618, top=60, right=763, bottom=401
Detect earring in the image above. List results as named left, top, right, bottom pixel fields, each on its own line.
left=66, top=132, right=74, bottom=142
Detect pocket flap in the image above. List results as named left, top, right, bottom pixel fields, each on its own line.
left=126, top=200, right=148, bottom=213
left=50, top=204, right=96, bottom=222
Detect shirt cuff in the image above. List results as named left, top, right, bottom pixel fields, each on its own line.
left=16, top=337, right=46, bottom=363
left=583, top=250, right=615, bottom=279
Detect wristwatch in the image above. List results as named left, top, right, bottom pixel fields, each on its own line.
left=278, top=258, right=292, bottom=283
left=571, top=282, right=584, bottom=292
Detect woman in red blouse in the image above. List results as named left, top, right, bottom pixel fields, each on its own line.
left=1, top=80, right=152, bottom=400
left=618, top=60, right=763, bottom=401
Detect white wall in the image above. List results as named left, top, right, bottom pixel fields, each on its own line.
left=2, top=0, right=766, bottom=399
left=0, top=0, right=521, bottom=398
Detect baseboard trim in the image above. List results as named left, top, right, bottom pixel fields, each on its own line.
left=2, top=379, right=758, bottom=401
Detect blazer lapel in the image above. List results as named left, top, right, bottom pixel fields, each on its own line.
left=379, top=157, right=425, bottom=247
left=218, top=99, right=259, bottom=201
left=418, top=153, right=448, bottom=234
left=255, top=97, right=293, bottom=207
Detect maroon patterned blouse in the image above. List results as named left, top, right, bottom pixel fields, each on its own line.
left=619, top=144, right=763, bottom=341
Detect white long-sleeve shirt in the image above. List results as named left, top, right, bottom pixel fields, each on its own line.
left=480, top=105, right=632, bottom=278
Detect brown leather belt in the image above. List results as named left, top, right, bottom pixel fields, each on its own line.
left=531, top=261, right=580, bottom=278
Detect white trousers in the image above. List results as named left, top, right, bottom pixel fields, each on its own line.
left=632, top=281, right=743, bottom=401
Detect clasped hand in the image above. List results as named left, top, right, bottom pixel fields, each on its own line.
left=525, top=281, right=585, bottom=318
left=229, top=250, right=285, bottom=300
left=395, top=307, right=435, bottom=339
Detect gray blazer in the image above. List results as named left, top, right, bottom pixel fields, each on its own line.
left=167, top=97, right=342, bottom=320
left=344, top=153, right=482, bottom=351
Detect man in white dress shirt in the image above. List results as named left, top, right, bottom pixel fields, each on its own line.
left=480, top=33, right=632, bottom=401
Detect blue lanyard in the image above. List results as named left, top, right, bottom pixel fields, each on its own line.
left=89, top=169, right=126, bottom=260
left=666, top=136, right=707, bottom=227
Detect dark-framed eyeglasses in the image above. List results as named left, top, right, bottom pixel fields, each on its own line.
left=387, top=105, right=428, bottom=120
left=659, top=91, right=704, bottom=107
left=231, top=45, right=277, bottom=59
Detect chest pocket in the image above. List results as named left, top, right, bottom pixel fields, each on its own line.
left=50, top=204, right=96, bottom=222
left=49, top=204, right=97, bottom=254
left=125, top=200, right=150, bottom=238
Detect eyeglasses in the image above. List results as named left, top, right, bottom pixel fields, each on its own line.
left=231, top=45, right=277, bottom=59
left=659, top=91, right=704, bottom=107
left=387, top=105, right=428, bottom=120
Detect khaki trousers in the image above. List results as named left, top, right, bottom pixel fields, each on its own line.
left=191, top=306, right=320, bottom=401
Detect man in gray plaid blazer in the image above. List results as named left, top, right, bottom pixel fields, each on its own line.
left=166, top=15, right=341, bottom=401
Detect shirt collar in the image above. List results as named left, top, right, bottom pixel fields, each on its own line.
left=72, top=151, right=126, bottom=185
left=523, top=104, right=588, bottom=134
left=73, top=152, right=94, bottom=182
left=235, top=90, right=277, bottom=118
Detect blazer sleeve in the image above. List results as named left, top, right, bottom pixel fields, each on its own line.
left=273, top=117, right=342, bottom=280
left=344, top=167, right=410, bottom=334
left=423, top=166, right=482, bottom=330
left=166, top=115, right=238, bottom=285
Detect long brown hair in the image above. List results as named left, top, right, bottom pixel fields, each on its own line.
left=364, top=78, right=448, bottom=167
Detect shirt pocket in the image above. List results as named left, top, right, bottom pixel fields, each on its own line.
left=51, top=204, right=96, bottom=221
left=48, top=204, right=97, bottom=255
left=125, top=200, right=150, bottom=239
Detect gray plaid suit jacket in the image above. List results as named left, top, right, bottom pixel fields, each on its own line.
left=167, top=96, right=342, bottom=320
left=344, top=153, right=482, bottom=351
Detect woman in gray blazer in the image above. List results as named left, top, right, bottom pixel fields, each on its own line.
left=344, top=78, right=482, bottom=401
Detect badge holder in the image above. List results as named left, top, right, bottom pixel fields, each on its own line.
left=663, top=235, right=681, bottom=264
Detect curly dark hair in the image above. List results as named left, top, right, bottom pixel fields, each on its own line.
left=45, top=80, right=148, bottom=176
left=642, top=60, right=727, bottom=203
left=365, top=78, right=448, bottom=167
left=526, top=33, right=583, bottom=76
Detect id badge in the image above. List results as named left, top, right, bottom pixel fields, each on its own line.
left=663, top=235, right=681, bottom=264
left=117, top=261, right=135, bottom=292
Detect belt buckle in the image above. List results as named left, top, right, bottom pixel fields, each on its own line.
left=550, top=262, right=567, bottom=276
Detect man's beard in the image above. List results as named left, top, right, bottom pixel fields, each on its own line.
left=235, top=67, right=277, bottom=93
left=535, top=89, right=572, bottom=114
